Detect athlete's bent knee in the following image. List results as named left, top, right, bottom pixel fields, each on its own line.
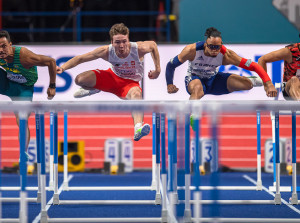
left=190, top=85, right=204, bottom=99
left=75, top=75, right=83, bottom=86
left=130, top=89, right=142, bottom=100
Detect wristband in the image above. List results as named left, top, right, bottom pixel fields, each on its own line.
left=49, top=83, right=56, bottom=89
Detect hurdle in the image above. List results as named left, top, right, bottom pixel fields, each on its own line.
left=2, top=100, right=300, bottom=222
left=31, top=108, right=166, bottom=223
left=266, top=83, right=299, bottom=204
left=51, top=111, right=159, bottom=192
left=0, top=111, right=29, bottom=223
left=0, top=112, right=57, bottom=197
left=268, top=110, right=299, bottom=202
left=46, top=111, right=162, bottom=207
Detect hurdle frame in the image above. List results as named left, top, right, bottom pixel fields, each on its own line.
left=1, top=100, right=300, bottom=223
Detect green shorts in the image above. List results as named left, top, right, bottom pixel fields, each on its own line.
left=0, top=69, right=34, bottom=101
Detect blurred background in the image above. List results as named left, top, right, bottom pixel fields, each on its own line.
left=1, top=0, right=300, bottom=44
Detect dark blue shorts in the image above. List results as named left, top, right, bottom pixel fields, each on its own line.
left=185, top=72, right=232, bottom=95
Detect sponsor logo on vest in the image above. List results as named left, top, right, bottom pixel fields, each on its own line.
left=7, top=72, right=27, bottom=84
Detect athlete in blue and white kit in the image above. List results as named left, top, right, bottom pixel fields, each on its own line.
left=166, top=27, right=277, bottom=100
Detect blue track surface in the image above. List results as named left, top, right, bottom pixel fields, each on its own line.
left=1, top=171, right=300, bottom=222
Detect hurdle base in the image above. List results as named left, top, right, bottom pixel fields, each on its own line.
left=274, top=194, right=281, bottom=205
left=19, top=211, right=27, bottom=223
left=155, top=193, right=161, bottom=205
left=37, top=192, right=41, bottom=203
left=290, top=193, right=298, bottom=205
left=53, top=194, right=60, bottom=205
left=183, top=209, right=192, bottom=223
left=151, top=180, right=157, bottom=191
left=256, top=180, right=262, bottom=191
left=161, top=209, right=168, bottom=223
left=48, top=182, right=54, bottom=191
left=63, top=181, right=69, bottom=191
left=40, top=210, right=48, bottom=223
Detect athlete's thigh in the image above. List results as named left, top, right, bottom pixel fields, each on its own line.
left=209, top=72, right=231, bottom=95
left=76, top=70, right=97, bottom=88
left=125, top=85, right=142, bottom=100
left=185, top=75, right=203, bottom=94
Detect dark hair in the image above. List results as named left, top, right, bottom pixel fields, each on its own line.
left=204, top=27, right=221, bottom=39
left=0, top=30, right=11, bottom=42
left=109, top=23, right=130, bottom=40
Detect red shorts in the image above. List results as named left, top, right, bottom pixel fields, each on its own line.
left=92, top=68, right=141, bottom=98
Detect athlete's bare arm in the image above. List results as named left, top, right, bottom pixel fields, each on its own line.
left=222, top=48, right=242, bottom=66
left=137, top=41, right=161, bottom=79
left=57, top=45, right=109, bottom=73
left=223, top=48, right=277, bottom=97
left=167, top=43, right=196, bottom=93
left=258, top=47, right=292, bottom=71
left=20, top=47, right=57, bottom=99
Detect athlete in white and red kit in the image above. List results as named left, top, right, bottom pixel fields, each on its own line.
left=166, top=27, right=277, bottom=99
left=56, top=23, right=161, bottom=141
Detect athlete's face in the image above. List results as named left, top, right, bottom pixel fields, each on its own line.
left=112, top=34, right=130, bottom=58
left=0, top=37, right=12, bottom=59
left=205, top=37, right=222, bottom=57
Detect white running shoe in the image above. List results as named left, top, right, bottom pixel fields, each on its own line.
left=73, top=88, right=101, bottom=98
left=247, top=76, right=263, bottom=87
left=134, top=123, right=151, bottom=141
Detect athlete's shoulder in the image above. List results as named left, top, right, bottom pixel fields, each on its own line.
left=136, top=40, right=156, bottom=48
left=195, top=41, right=205, bottom=51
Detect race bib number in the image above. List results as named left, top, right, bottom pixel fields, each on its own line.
left=7, top=72, right=27, bottom=84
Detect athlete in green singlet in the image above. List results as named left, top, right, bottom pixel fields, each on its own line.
left=0, top=30, right=57, bottom=150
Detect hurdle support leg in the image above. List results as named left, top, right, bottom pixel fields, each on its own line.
left=184, top=114, right=192, bottom=223
left=53, top=112, right=60, bottom=204
left=160, top=113, right=168, bottom=223
left=63, top=110, right=69, bottom=191
left=274, top=111, right=281, bottom=205
left=256, top=110, right=262, bottom=190
left=173, top=119, right=178, bottom=204
left=155, top=113, right=161, bottom=205
left=49, top=112, right=54, bottom=191
left=151, top=113, right=157, bottom=191
left=290, top=111, right=298, bottom=205
left=19, top=112, right=28, bottom=223
left=35, top=113, right=42, bottom=202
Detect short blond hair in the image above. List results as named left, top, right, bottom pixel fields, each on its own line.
left=109, top=23, right=129, bottom=40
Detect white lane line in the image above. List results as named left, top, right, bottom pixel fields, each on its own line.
left=32, top=175, right=74, bottom=223
left=243, top=174, right=300, bottom=215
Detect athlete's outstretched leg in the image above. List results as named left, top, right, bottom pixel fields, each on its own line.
left=227, top=74, right=254, bottom=92
left=74, top=70, right=101, bottom=98
left=126, top=86, right=150, bottom=141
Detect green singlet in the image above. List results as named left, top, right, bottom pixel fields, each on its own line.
left=0, top=46, right=38, bottom=101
